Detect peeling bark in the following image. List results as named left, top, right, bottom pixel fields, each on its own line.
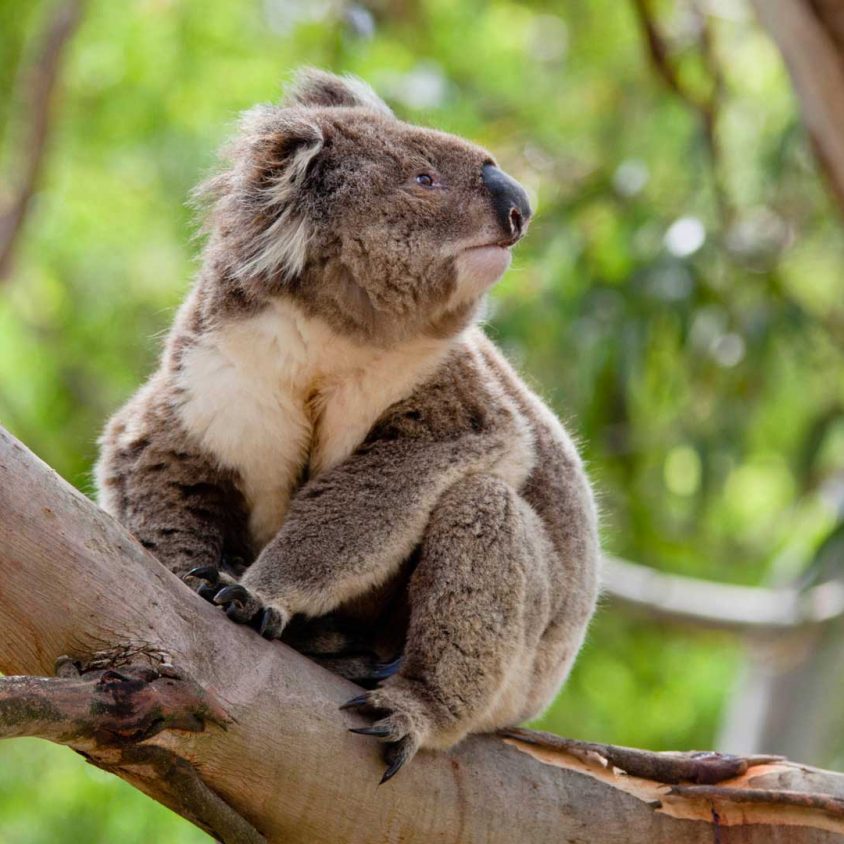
left=1, top=423, right=843, bottom=843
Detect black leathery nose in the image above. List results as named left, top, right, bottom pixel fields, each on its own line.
left=482, top=163, right=532, bottom=239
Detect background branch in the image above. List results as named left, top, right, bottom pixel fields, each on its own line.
left=0, top=0, right=85, bottom=282
left=629, top=0, right=731, bottom=222
left=601, top=555, right=844, bottom=635
left=751, top=0, right=844, bottom=214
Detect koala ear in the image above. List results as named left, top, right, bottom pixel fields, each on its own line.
left=238, top=106, right=324, bottom=180
left=283, top=67, right=394, bottom=118
left=216, top=106, right=325, bottom=280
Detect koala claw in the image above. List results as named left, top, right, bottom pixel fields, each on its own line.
left=196, top=582, right=222, bottom=602
left=258, top=607, right=286, bottom=639
left=349, top=725, right=392, bottom=737
left=339, top=693, right=370, bottom=711
left=186, top=564, right=220, bottom=584
left=214, top=584, right=260, bottom=624
left=343, top=688, right=423, bottom=783
left=214, top=584, right=250, bottom=606
left=371, top=655, right=403, bottom=681
left=209, top=581, right=288, bottom=637
left=185, top=567, right=288, bottom=639
left=185, top=565, right=235, bottom=605
left=380, top=736, right=416, bottom=785
left=225, top=602, right=245, bottom=622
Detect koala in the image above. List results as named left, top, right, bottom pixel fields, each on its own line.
left=96, top=68, right=600, bottom=782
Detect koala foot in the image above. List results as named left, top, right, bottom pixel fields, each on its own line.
left=341, top=683, right=431, bottom=783
left=369, top=655, right=403, bottom=682
left=184, top=566, right=287, bottom=639
left=310, top=653, right=402, bottom=687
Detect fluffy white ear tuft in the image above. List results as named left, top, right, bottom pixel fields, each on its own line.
left=236, top=107, right=325, bottom=280
left=283, top=67, right=394, bottom=118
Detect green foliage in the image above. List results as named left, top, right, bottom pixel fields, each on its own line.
left=1, top=0, right=842, bottom=840
left=0, top=740, right=207, bottom=844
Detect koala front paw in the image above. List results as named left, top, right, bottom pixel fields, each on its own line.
left=184, top=564, right=237, bottom=602
left=341, top=683, right=435, bottom=783
left=185, top=566, right=288, bottom=639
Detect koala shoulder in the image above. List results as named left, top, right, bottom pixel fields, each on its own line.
left=364, top=328, right=538, bottom=489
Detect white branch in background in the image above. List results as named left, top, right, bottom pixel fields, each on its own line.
left=601, top=555, right=844, bottom=634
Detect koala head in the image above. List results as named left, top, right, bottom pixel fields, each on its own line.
left=199, top=68, right=531, bottom=345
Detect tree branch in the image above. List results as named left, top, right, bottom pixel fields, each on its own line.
left=629, top=0, right=732, bottom=222
left=1, top=422, right=844, bottom=842
left=0, top=662, right=227, bottom=743
left=0, top=662, right=263, bottom=843
left=752, top=0, right=844, bottom=214
left=0, top=0, right=85, bottom=282
left=601, top=555, right=844, bottom=634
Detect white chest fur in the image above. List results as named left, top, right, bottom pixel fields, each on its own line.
left=176, top=299, right=450, bottom=549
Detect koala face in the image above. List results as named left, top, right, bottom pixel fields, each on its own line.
left=200, top=69, right=531, bottom=345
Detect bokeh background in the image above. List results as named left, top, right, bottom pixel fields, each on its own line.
left=1, top=0, right=843, bottom=841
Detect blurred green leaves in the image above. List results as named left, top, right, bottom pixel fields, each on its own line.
left=0, top=741, right=208, bottom=844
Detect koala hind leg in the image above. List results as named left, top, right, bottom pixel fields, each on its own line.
left=344, top=473, right=554, bottom=780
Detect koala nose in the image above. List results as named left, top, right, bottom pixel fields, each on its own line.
left=482, top=164, right=532, bottom=244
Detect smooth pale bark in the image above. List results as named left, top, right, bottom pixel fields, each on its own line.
left=1, top=424, right=844, bottom=843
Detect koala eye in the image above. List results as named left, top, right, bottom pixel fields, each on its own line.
left=415, top=173, right=435, bottom=188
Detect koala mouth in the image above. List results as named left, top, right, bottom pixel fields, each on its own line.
left=468, top=243, right=508, bottom=253
left=470, top=226, right=524, bottom=252
left=467, top=238, right=516, bottom=253
left=462, top=244, right=511, bottom=264
left=455, top=243, right=513, bottom=292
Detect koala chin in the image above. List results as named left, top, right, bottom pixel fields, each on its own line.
left=96, top=68, right=599, bottom=783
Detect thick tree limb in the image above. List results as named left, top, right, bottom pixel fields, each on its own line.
left=1, top=423, right=844, bottom=842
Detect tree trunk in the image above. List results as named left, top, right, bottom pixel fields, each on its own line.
left=719, top=621, right=844, bottom=768
left=1, top=424, right=843, bottom=843
left=751, top=0, right=844, bottom=212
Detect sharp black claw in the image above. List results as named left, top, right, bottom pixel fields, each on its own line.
left=349, top=725, right=391, bottom=737
left=371, top=655, right=403, bottom=680
left=380, top=754, right=406, bottom=784
left=214, top=585, right=249, bottom=606
left=197, top=583, right=222, bottom=602
left=339, top=693, right=370, bottom=711
left=379, top=737, right=415, bottom=785
left=258, top=608, right=282, bottom=638
left=186, top=565, right=220, bottom=584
